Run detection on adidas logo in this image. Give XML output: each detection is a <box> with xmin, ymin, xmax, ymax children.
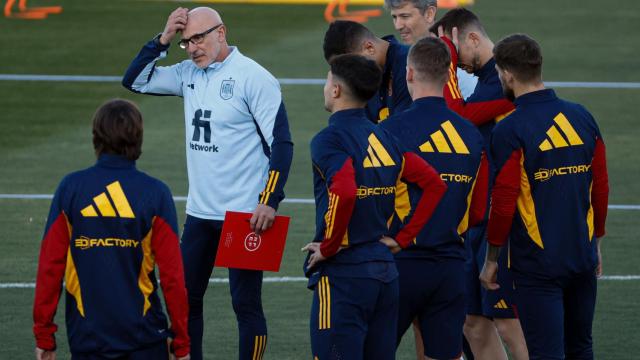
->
<box><xmin>419</xmin><ymin>120</ymin><xmax>470</xmax><ymax>154</ymax></box>
<box><xmin>363</xmin><ymin>133</ymin><xmax>396</xmax><ymax>168</ymax></box>
<box><xmin>539</xmin><ymin>113</ymin><xmax>584</xmax><ymax>151</ymax></box>
<box><xmin>80</xmin><ymin>181</ymin><xmax>135</xmax><ymax>218</ymax></box>
<box><xmin>494</xmin><ymin>299</ymin><xmax>509</xmax><ymax>309</ymax></box>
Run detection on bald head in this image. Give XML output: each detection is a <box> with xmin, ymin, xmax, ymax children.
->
<box><xmin>184</xmin><ymin>7</ymin><xmax>223</xmax><ymax>37</ymax></box>
<box><xmin>180</xmin><ymin>6</ymin><xmax>229</xmax><ymax>68</ymax></box>
<box><xmin>189</xmin><ymin>7</ymin><xmax>221</xmax><ymax>23</ymax></box>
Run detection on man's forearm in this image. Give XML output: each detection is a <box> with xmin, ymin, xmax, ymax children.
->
<box><xmin>485</xmin><ymin>243</ymin><xmax>502</xmax><ymax>263</ymax></box>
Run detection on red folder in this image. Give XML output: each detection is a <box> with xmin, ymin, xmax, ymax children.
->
<box><xmin>215</xmin><ymin>211</ymin><xmax>290</xmax><ymax>272</ymax></box>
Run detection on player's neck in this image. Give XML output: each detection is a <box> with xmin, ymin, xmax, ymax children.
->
<box><xmin>331</xmin><ymin>100</ymin><xmax>365</xmax><ymax>113</ymax></box>
<box><xmin>375</xmin><ymin>38</ymin><xmax>390</xmax><ymax>68</ymax></box>
<box><xmin>410</xmin><ymin>84</ymin><xmax>443</xmax><ymax>100</ymax></box>
<box><xmin>213</xmin><ymin>43</ymin><xmax>231</xmax><ymax>63</ymax></box>
<box><xmin>478</xmin><ymin>42</ymin><xmax>495</xmax><ymax>68</ymax></box>
<box><xmin>514</xmin><ymin>81</ymin><xmax>546</xmax><ymax>98</ymax></box>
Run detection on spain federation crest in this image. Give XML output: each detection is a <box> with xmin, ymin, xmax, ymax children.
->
<box><xmin>244</xmin><ymin>232</ymin><xmax>261</xmax><ymax>252</ymax></box>
<box><xmin>220</xmin><ymin>79</ymin><xmax>235</xmax><ymax>100</ymax></box>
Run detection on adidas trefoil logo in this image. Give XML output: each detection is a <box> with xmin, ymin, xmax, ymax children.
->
<box><xmin>363</xmin><ymin>133</ymin><xmax>396</xmax><ymax>168</ymax></box>
<box><xmin>539</xmin><ymin>113</ymin><xmax>584</xmax><ymax>151</ymax></box>
<box><xmin>81</xmin><ymin>181</ymin><xmax>135</xmax><ymax>218</ymax></box>
<box><xmin>419</xmin><ymin>120</ymin><xmax>470</xmax><ymax>154</ymax></box>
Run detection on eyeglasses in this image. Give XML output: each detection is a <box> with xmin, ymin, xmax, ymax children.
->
<box><xmin>178</xmin><ymin>23</ymin><xmax>224</xmax><ymax>49</ymax></box>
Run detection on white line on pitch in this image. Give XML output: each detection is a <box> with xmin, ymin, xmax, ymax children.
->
<box><xmin>1</xmin><ymin>74</ymin><xmax>640</xmax><ymax>89</ymax></box>
<box><xmin>1</xmin><ymin>275</ymin><xmax>639</xmax><ymax>289</ymax></box>
<box><xmin>0</xmin><ymin>194</ymin><xmax>640</xmax><ymax>210</ymax></box>
<box><xmin>0</xmin><ymin>194</ymin><xmax>638</xmax><ymax>209</ymax></box>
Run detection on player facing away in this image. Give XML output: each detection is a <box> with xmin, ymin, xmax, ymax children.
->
<box><xmin>323</xmin><ymin>20</ymin><xmax>412</xmax><ymax>123</ymax></box>
<box><xmin>432</xmin><ymin>8</ymin><xmax>528</xmax><ymax>360</ymax></box>
<box><xmin>480</xmin><ymin>34</ymin><xmax>609</xmax><ymax>360</ymax></box>
<box><xmin>33</xmin><ymin>99</ymin><xmax>190</xmax><ymax>360</ymax></box>
<box><xmin>379</xmin><ymin>37</ymin><xmax>488</xmax><ymax>360</ymax></box>
<box><xmin>302</xmin><ymin>54</ymin><xmax>447</xmax><ymax>360</ymax></box>
<box><xmin>383</xmin><ymin>0</ymin><xmax>477</xmax><ymax>99</ymax></box>
<box><xmin>122</xmin><ymin>7</ymin><xmax>293</xmax><ymax>360</ymax></box>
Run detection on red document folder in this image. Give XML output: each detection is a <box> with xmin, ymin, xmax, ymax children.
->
<box><xmin>214</xmin><ymin>211</ymin><xmax>290</xmax><ymax>272</ymax></box>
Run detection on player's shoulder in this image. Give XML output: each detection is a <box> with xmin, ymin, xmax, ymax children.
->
<box><xmin>310</xmin><ymin>126</ymin><xmax>332</xmax><ymax>150</ymax></box>
<box><xmin>232</xmin><ymin>49</ymin><xmax>277</xmax><ymax>80</ymax></box>
<box><xmin>449</xmin><ymin>111</ymin><xmax>484</xmax><ymax>139</ymax></box>
<box><xmin>555</xmin><ymin>97</ymin><xmax>602</xmax><ymax>137</ymax></box>
<box><xmin>382</xmin><ymin>35</ymin><xmax>409</xmax><ymax>62</ymax></box>
<box><xmin>378</xmin><ymin>113</ymin><xmax>403</xmax><ymax>133</ymax></box>
<box><xmin>558</xmin><ymin>97</ymin><xmax>594</xmax><ymax>120</ymax></box>
<box><xmin>493</xmin><ymin>108</ymin><xmax>524</xmax><ymax>136</ymax></box>
<box><xmin>176</xmin><ymin>59</ymin><xmax>198</xmax><ymax>74</ymax></box>
<box><xmin>448</xmin><ymin>108</ymin><xmax>476</xmax><ymax>129</ymax></box>
<box><xmin>311</xmin><ymin>126</ymin><xmax>339</xmax><ymax>147</ymax></box>
<box><xmin>60</xmin><ymin>162</ymin><xmax>109</xmax><ymax>188</ymax></box>
<box><xmin>310</xmin><ymin>126</ymin><xmax>350</xmax><ymax>164</ymax></box>
<box><xmin>373</xmin><ymin>121</ymin><xmax>400</xmax><ymax>143</ymax></box>
<box><xmin>378</xmin><ymin>127</ymin><xmax>406</xmax><ymax>155</ymax></box>
<box><xmin>135</xmin><ymin>170</ymin><xmax>172</xmax><ymax>195</ymax></box>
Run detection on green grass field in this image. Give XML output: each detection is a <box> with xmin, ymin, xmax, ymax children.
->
<box><xmin>1</xmin><ymin>0</ymin><xmax>639</xmax><ymax>358</ymax></box>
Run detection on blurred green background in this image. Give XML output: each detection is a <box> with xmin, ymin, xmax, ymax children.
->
<box><xmin>1</xmin><ymin>0</ymin><xmax>639</xmax><ymax>358</ymax></box>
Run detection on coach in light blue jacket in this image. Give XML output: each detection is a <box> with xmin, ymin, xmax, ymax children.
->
<box><xmin>122</xmin><ymin>7</ymin><xmax>293</xmax><ymax>360</ymax></box>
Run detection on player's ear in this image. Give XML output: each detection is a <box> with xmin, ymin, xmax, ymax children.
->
<box><xmin>333</xmin><ymin>83</ymin><xmax>341</xmax><ymax>98</ymax></box>
<box><xmin>468</xmin><ymin>31</ymin><xmax>481</xmax><ymax>48</ymax></box>
<box><xmin>425</xmin><ymin>6</ymin><xmax>436</xmax><ymax>24</ymax></box>
<box><xmin>216</xmin><ymin>25</ymin><xmax>226</xmax><ymax>42</ymax></box>
<box><xmin>406</xmin><ymin>64</ymin><xmax>414</xmax><ymax>84</ymax></box>
<box><xmin>362</xmin><ymin>40</ymin><xmax>376</xmax><ymax>56</ymax></box>
<box><xmin>501</xmin><ymin>68</ymin><xmax>515</xmax><ymax>85</ymax></box>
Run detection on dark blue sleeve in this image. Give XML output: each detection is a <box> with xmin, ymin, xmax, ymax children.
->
<box><xmin>258</xmin><ymin>101</ymin><xmax>294</xmax><ymax>210</ymax></box>
<box><xmin>491</xmin><ymin>120</ymin><xmax>521</xmax><ymax>173</ymax></box>
<box><xmin>122</xmin><ymin>37</ymin><xmax>168</xmax><ymax>90</ymax></box>
<box><xmin>156</xmin><ymin>181</ymin><xmax>179</xmax><ymax>235</ymax></box>
<box><xmin>391</xmin><ymin>71</ymin><xmax>412</xmax><ymax>114</ymax></box>
<box><xmin>310</xmin><ymin>130</ymin><xmax>350</xmax><ymax>183</ymax></box>
<box><xmin>121</xmin><ymin>37</ymin><xmax>182</xmax><ymax>96</ymax></box>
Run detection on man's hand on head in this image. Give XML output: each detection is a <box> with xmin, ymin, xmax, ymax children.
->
<box><xmin>160</xmin><ymin>7</ymin><xmax>189</xmax><ymax>45</ymax></box>
<box><xmin>437</xmin><ymin>25</ymin><xmax>459</xmax><ymax>52</ymax></box>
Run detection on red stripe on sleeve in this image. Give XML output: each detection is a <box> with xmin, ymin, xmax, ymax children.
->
<box><xmin>469</xmin><ymin>153</ymin><xmax>489</xmax><ymax>227</ymax></box>
<box><xmin>440</xmin><ymin>36</ymin><xmax>459</xmax><ymax>69</ymax></box>
<box><xmin>439</xmin><ymin>37</ymin><xmax>515</xmax><ymax>126</ymax></box>
<box><xmin>446</xmin><ymin>98</ymin><xmax>516</xmax><ymax>127</ymax></box>
<box><xmin>487</xmin><ymin>150</ymin><xmax>522</xmax><ymax>247</ymax></box>
<box><xmin>320</xmin><ymin>158</ymin><xmax>357</xmax><ymax>258</ymax></box>
<box><xmin>395</xmin><ymin>152</ymin><xmax>447</xmax><ymax>248</ymax></box>
<box><xmin>33</xmin><ymin>212</ymin><xmax>71</xmax><ymax>351</ymax></box>
<box><xmin>591</xmin><ymin>138</ymin><xmax>609</xmax><ymax>237</ymax></box>
<box><xmin>151</xmin><ymin>217</ymin><xmax>190</xmax><ymax>358</ymax></box>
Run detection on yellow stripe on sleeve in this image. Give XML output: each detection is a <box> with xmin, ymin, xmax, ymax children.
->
<box><xmin>252</xmin><ymin>335</ymin><xmax>260</xmax><ymax>360</ymax></box>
